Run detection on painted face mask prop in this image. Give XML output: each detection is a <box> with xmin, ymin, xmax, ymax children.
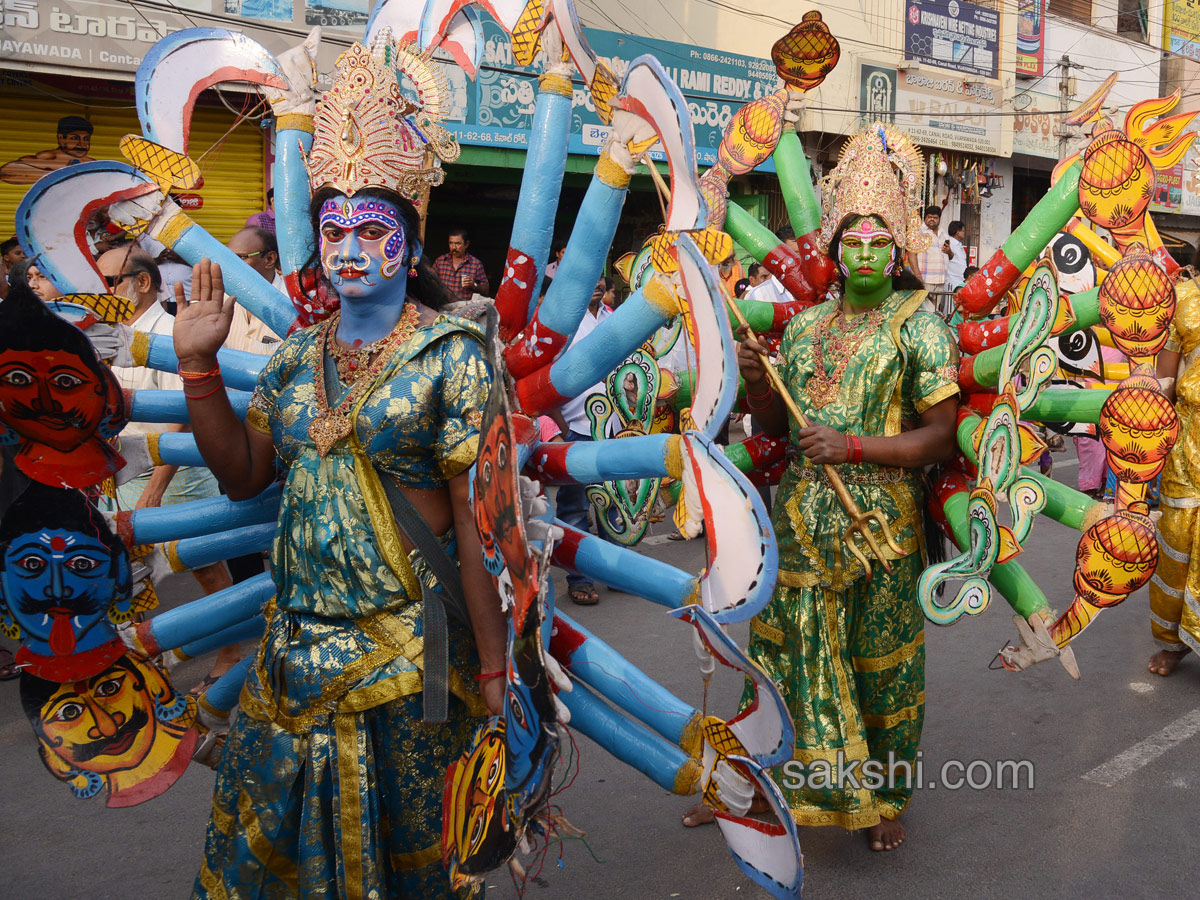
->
<box><xmin>0</xmin><ymin>285</ymin><xmax>126</xmax><ymax>488</ymax></box>
<box><xmin>836</xmin><ymin>215</ymin><xmax>897</xmax><ymax>298</ymax></box>
<box><xmin>442</xmin><ymin>718</ymin><xmax>516</xmax><ymax>894</ymax></box>
<box><xmin>452</xmin><ymin>324</ymin><xmax>559</xmax><ymax>891</ymax></box>
<box><xmin>0</xmin><ymin>484</ymin><xmax>134</xmax><ymax>680</ymax></box>
<box><xmin>19</xmin><ymin>651</ymin><xmax>198</xmax><ymax>807</ymax></box>
<box><xmin>318</xmin><ymin>195</ymin><xmax>410</xmax><ymax>301</ymax></box>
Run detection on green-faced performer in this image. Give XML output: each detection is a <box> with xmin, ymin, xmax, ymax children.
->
<box><xmin>737</xmin><ymin>124</ymin><xmax>960</xmax><ymax>850</ymax></box>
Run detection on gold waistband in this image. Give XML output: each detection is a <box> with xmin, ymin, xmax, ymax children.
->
<box><xmin>789</xmin><ymin>459</ymin><xmax>911</xmax><ymax>486</ymax></box>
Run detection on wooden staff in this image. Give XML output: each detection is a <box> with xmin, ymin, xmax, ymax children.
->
<box><xmin>728</xmin><ymin>301</ymin><xmax>905</xmax><ymax>578</ymax></box>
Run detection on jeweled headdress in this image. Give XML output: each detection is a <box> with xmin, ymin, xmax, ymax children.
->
<box><xmin>818</xmin><ymin>122</ymin><xmax>929</xmax><ymax>254</ymax></box>
<box><xmin>307</xmin><ymin>30</ymin><xmax>460</xmax><ymax>204</ymax></box>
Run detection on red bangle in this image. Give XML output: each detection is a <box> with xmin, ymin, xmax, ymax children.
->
<box><xmin>184</xmin><ymin>378</ymin><xmax>225</xmax><ymax>401</ymax></box>
<box><xmin>475</xmin><ymin>670</ymin><xmax>505</xmax><ymax>682</ymax></box>
<box><xmin>746</xmin><ymin>385</ymin><xmax>775</xmax><ymax>410</ymax></box>
<box><xmin>845</xmin><ymin>434</ymin><xmax>863</xmax><ymax>464</ymax></box>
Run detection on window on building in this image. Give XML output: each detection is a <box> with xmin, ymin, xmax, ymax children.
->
<box><xmin>1048</xmin><ymin>0</ymin><xmax>1091</xmax><ymax>26</ymax></box>
<box><xmin>1116</xmin><ymin>0</ymin><xmax>1149</xmax><ymax>40</ymax></box>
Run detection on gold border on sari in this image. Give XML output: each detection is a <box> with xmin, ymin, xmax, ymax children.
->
<box><xmin>237</xmin><ymin>788</ymin><xmax>299</xmax><ymax>892</ymax></box>
<box><xmin>335</xmin><ymin>714</ymin><xmax>365</xmax><ymax>900</ymax></box>
<box><xmin>852</xmin><ymin>632</ymin><xmax>925</xmax><ymax>673</ymax></box>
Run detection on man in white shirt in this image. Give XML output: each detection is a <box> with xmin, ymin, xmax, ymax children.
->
<box><xmin>552</xmin><ymin>278</ymin><xmax>615</xmax><ymax>605</ymax></box>
<box><xmin>944</xmin><ymin>219</ymin><xmax>968</xmax><ymax>288</ymax></box>
<box><xmin>97</xmin><ymin>247</ymin><xmax>239</xmax><ymax>689</ymax></box>
<box><xmin>225</xmin><ymin>226</ymin><xmax>284</xmax><ymax>354</ymax></box>
<box><xmin>744</xmin><ymin>263</ymin><xmax>790</xmax><ymax>304</ymax></box>
<box><xmin>915</xmin><ymin>205</ymin><xmax>947</xmax><ymax>291</ymax></box>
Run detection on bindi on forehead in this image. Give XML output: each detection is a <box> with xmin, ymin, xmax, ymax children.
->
<box><xmin>36</xmin><ymin>532</ymin><xmax>76</xmax><ymax>552</ymax></box>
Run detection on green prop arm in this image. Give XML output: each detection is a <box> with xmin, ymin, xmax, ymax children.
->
<box><xmin>957</xmin><ymin>161</ymin><xmax>1083</xmax><ymax>316</ymax></box>
<box><xmin>774</xmin><ymin>131</ymin><xmax>821</xmax><ymax>236</ymax></box>
<box><xmin>940</xmin><ymin>490</ymin><xmax>1049</xmax><ymax>620</ymax></box>
<box><xmin>960</xmin><ymin>287</ymin><xmax>1101</xmax><ymax>392</ymax></box>
<box><xmin>957</xmin><ymin>414</ymin><xmax>1104</xmax><ymax>532</ymax></box>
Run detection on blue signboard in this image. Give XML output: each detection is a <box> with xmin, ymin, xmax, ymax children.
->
<box><xmin>904</xmin><ymin>0</ymin><xmax>999</xmax><ymax>80</ymax></box>
<box><xmin>426</xmin><ymin>22</ymin><xmax>782</xmax><ymax>170</ymax></box>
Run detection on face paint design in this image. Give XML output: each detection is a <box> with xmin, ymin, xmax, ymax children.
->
<box><xmin>443</xmin><ymin>718</ymin><xmax>516</xmax><ymax>889</ymax></box>
<box><xmin>2</xmin><ymin>528</ymin><xmax>126</xmax><ymax>658</ymax></box>
<box><xmin>837</xmin><ymin>215</ymin><xmax>897</xmax><ymax>294</ymax></box>
<box><xmin>318</xmin><ymin>195</ymin><xmax>408</xmax><ymax>301</ymax></box>
<box><xmin>22</xmin><ymin>652</ymin><xmax>197</xmax><ymax>806</ymax></box>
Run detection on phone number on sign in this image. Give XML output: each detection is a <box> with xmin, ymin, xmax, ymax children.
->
<box><xmin>689</xmin><ymin>49</ymin><xmax>747</xmax><ymax>68</ymax></box>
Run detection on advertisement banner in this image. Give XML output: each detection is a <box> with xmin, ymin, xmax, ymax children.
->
<box><xmin>1011</xmin><ymin>89</ymin><xmax>1060</xmax><ymax>158</ymax></box>
<box><xmin>0</xmin><ymin>1</ymin><xmax>780</xmax><ymax>168</ymax></box>
<box><xmin>1163</xmin><ymin>0</ymin><xmax>1200</xmax><ymax>60</ymax></box>
<box><xmin>1016</xmin><ymin>0</ymin><xmax>1045</xmax><ymax>77</ymax></box>
<box><xmin>436</xmin><ymin>22</ymin><xmax>779</xmax><ymax>166</ymax></box>
<box><xmin>1181</xmin><ymin>144</ymin><xmax>1200</xmax><ymax>215</ymax></box>
<box><xmin>896</xmin><ymin>69</ymin><xmax>1004</xmax><ymax>154</ymax></box>
<box><xmin>904</xmin><ymin>0</ymin><xmax>1000</xmax><ymax>80</ymax></box>
<box><xmin>856</xmin><ymin>63</ymin><xmax>1007</xmax><ymax>154</ymax></box>
<box><xmin>1152</xmin><ymin>161</ymin><xmax>1184</xmax><ymax>212</ymax></box>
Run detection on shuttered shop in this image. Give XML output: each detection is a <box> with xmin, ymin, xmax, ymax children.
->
<box><xmin>0</xmin><ymin>78</ymin><xmax>266</xmax><ymax>244</ymax></box>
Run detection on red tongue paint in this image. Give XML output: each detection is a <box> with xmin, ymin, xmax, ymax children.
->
<box><xmin>49</xmin><ymin>613</ymin><xmax>77</xmax><ymax>657</ymax></box>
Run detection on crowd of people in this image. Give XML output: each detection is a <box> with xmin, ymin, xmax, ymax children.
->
<box><xmin>1</xmin><ymin>105</ymin><xmax>1195</xmax><ymax>898</ymax></box>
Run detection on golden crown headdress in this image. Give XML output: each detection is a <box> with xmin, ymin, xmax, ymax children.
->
<box><xmin>818</xmin><ymin>123</ymin><xmax>929</xmax><ymax>254</ymax></box>
<box><xmin>307</xmin><ymin>30</ymin><xmax>460</xmax><ymax>203</ymax></box>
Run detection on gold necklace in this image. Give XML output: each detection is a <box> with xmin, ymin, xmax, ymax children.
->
<box><xmin>328</xmin><ymin>330</ymin><xmax>387</xmax><ymax>383</ymax></box>
<box><xmin>805</xmin><ymin>302</ymin><xmax>885</xmax><ymax>409</ymax></box>
<box><xmin>308</xmin><ymin>303</ymin><xmax>421</xmax><ymax>457</ymax></box>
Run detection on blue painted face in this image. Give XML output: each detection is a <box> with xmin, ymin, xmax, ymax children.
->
<box><xmin>318</xmin><ymin>195</ymin><xmax>410</xmax><ymax>302</ymax></box>
<box><xmin>1</xmin><ymin>528</ymin><xmax>125</xmax><ymax>657</ymax></box>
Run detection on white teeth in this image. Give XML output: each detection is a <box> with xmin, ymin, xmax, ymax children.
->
<box><xmin>73</xmin><ymin>616</ymin><xmax>82</xmax><ymax>627</ymax></box>
<box><xmin>42</xmin><ymin>614</ymin><xmax>50</xmax><ymax>626</ymax></box>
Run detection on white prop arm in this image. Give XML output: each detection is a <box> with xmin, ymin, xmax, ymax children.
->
<box><xmin>262</xmin><ymin>27</ymin><xmax>321</xmax><ymax>118</ymax></box>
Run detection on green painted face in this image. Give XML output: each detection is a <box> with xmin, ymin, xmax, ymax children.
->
<box><xmin>837</xmin><ymin>215</ymin><xmax>897</xmax><ymax>303</ymax></box>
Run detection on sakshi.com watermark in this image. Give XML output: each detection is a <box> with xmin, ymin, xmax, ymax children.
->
<box><xmin>781</xmin><ymin>751</ymin><xmax>1035</xmax><ymax>792</ymax></box>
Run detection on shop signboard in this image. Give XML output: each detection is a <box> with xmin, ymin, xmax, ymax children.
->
<box><xmin>1163</xmin><ymin>0</ymin><xmax>1200</xmax><ymax>60</ymax></box>
<box><xmin>0</xmin><ymin>1</ymin><xmax>781</xmax><ymax>169</ymax></box>
<box><xmin>1181</xmin><ymin>144</ymin><xmax>1200</xmax><ymax>215</ymax></box>
<box><xmin>1152</xmin><ymin>161</ymin><xmax>1184</xmax><ymax>213</ymax></box>
<box><xmin>1011</xmin><ymin>89</ymin><xmax>1059</xmax><ymax>159</ymax></box>
<box><xmin>1016</xmin><ymin>0</ymin><xmax>1044</xmax><ymax>77</ymax></box>
<box><xmin>857</xmin><ymin>63</ymin><xmax>1007</xmax><ymax>154</ymax></box>
<box><xmin>903</xmin><ymin>0</ymin><xmax>1000</xmax><ymax>80</ymax></box>
<box><xmin>431</xmin><ymin>21</ymin><xmax>781</xmax><ymax>167</ymax></box>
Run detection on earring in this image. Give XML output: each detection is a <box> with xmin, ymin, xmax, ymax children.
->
<box><xmin>154</xmin><ymin>692</ymin><xmax>191</xmax><ymax>723</ymax></box>
<box><xmin>65</xmin><ymin>769</ymin><xmax>104</xmax><ymax>800</ymax></box>
<box><xmin>408</xmin><ymin>255</ymin><xmax>419</xmax><ymax>278</ymax></box>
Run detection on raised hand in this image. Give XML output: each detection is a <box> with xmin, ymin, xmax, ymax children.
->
<box><xmin>173</xmin><ymin>258</ymin><xmax>235</xmax><ymax>366</ymax></box>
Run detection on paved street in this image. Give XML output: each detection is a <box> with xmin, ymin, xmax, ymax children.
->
<box><xmin>2</xmin><ymin>449</ymin><xmax>1198</xmax><ymax>899</ymax></box>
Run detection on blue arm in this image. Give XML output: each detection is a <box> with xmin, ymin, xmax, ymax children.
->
<box><xmin>168</xmin><ymin>216</ymin><xmax>296</xmax><ymax>339</ymax></box>
<box><xmin>126</xmin><ymin>483</ymin><xmax>281</xmax><ymax>544</ymax></box>
<box><xmin>130</xmin><ymin>389</ymin><xmax>251</xmax><ymax>423</ymax></box>
<box><xmin>143</xmin><ymin>332</ymin><xmax>268</xmax><ymax>392</ymax></box>
<box><xmin>273</xmin><ymin>125</ymin><xmax>316</xmax><ymax>282</ymax></box>
<box><xmin>145</xmin><ymin>570</ymin><xmax>273</xmax><ymax>650</ymax></box>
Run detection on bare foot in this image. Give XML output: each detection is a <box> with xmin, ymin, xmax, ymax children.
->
<box><xmin>682</xmin><ymin>803</ymin><xmax>715</xmax><ymax>827</ymax></box>
<box><xmin>865</xmin><ymin>817</ymin><xmax>905</xmax><ymax>851</ymax></box>
<box><xmin>1148</xmin><ymin>647</ymin><xmax>1189</xmax><ymax>676</ymax></box>
<box><xmin>681</xmin><ymin>795</ymin><xmax>771</xmax><ymax>827</ymax></box>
